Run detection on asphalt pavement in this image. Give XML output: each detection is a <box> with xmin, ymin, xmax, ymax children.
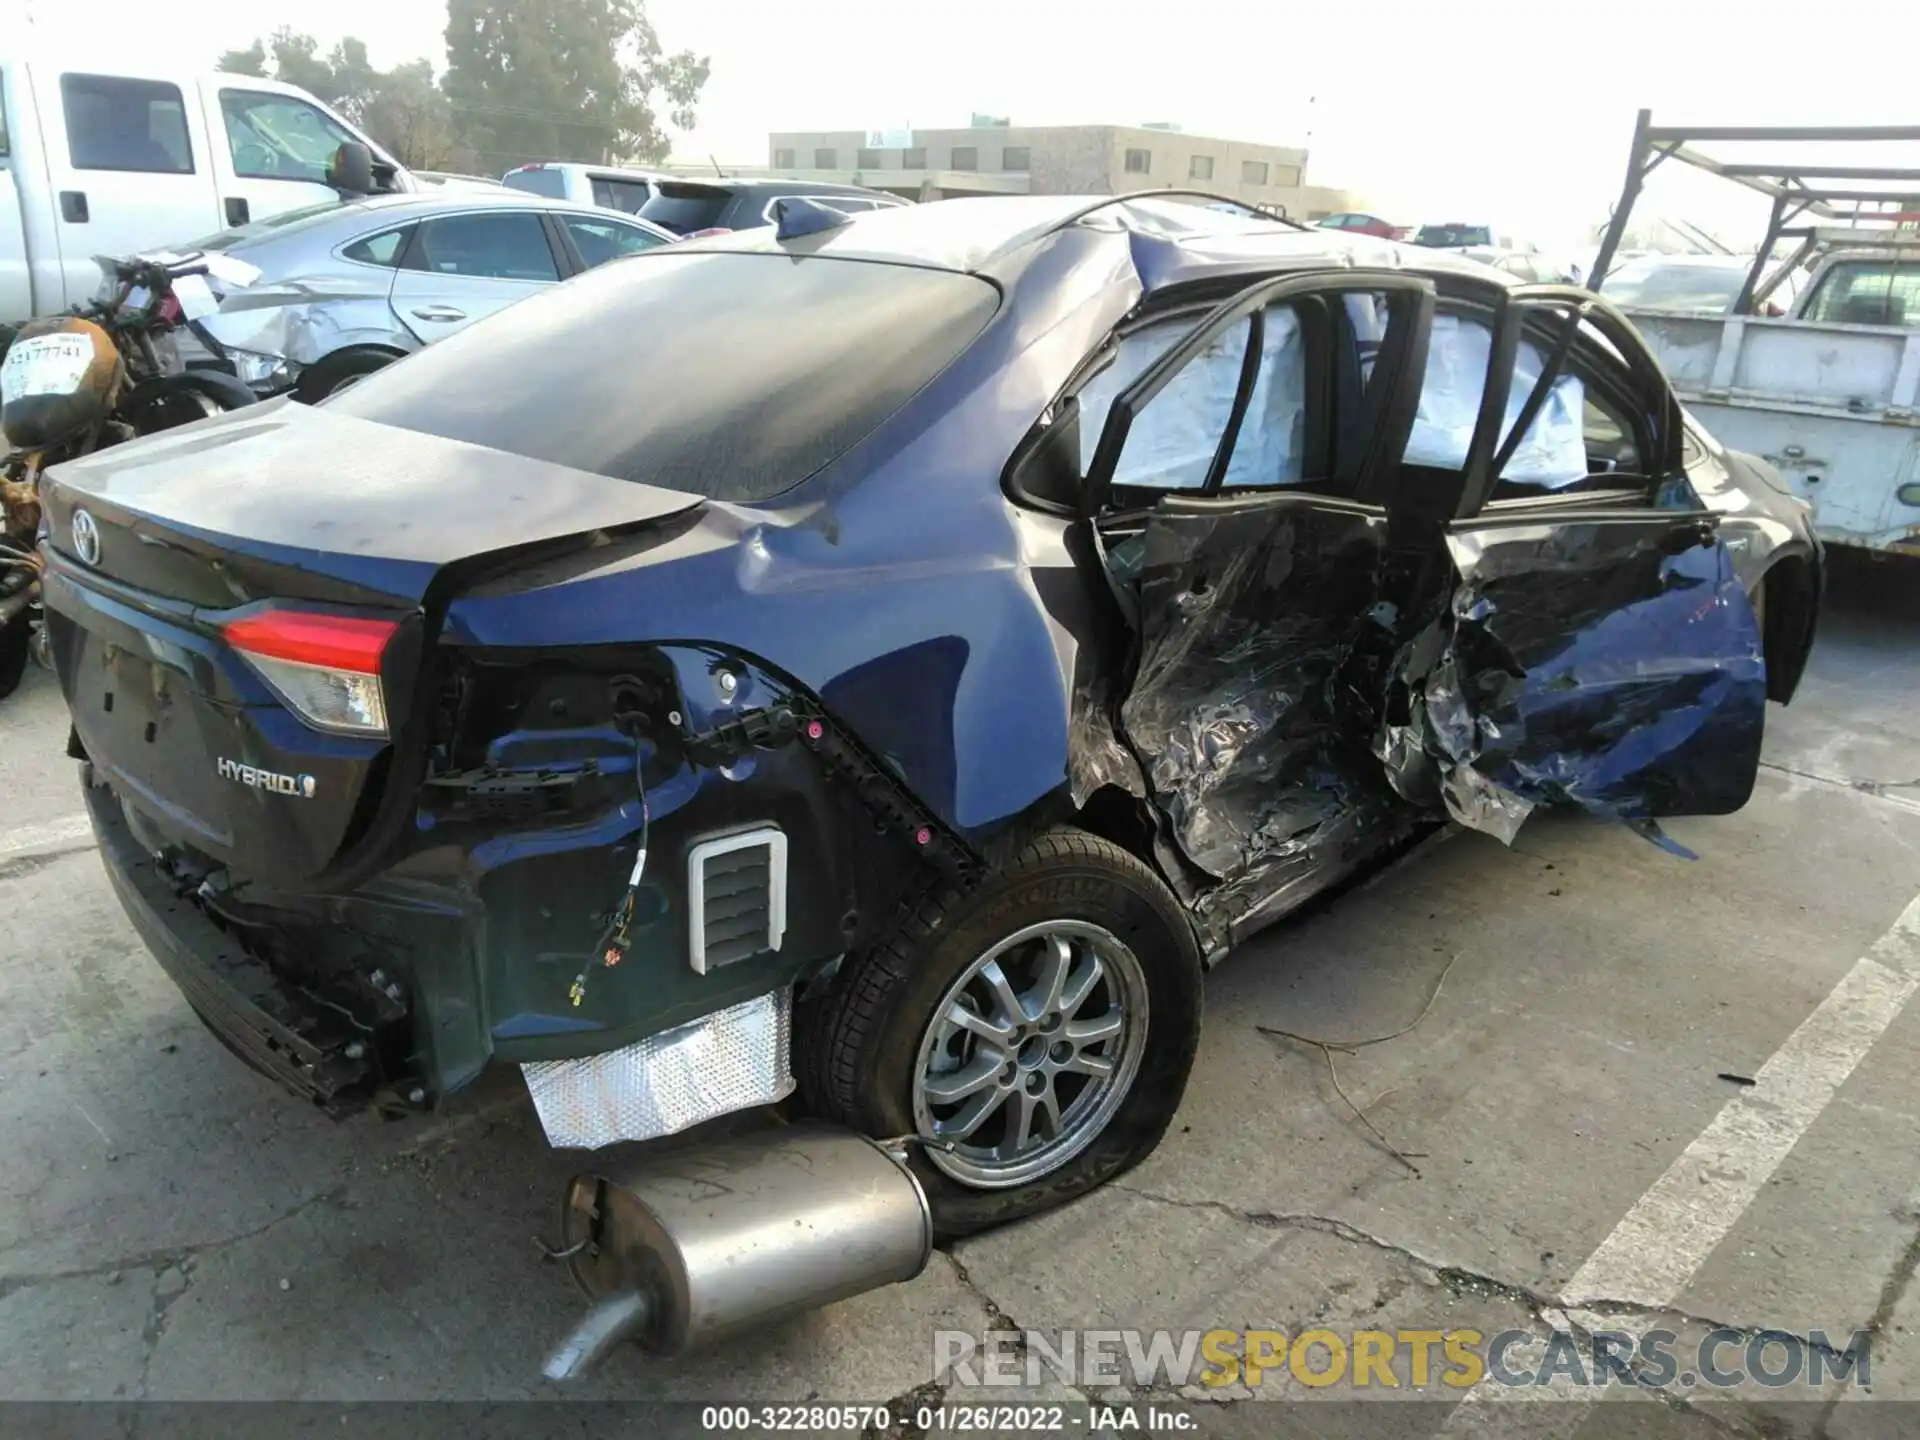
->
<box><xmin>1</xmin><ymin>553</ymin><xmax>1917</xmax><ymax>1439</ymax></box>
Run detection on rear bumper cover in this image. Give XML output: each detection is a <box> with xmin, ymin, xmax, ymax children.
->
<box><xmin>86</xmin><ymin>773</ymin><xmax>410</xmax><ymax>1116</ymax></box>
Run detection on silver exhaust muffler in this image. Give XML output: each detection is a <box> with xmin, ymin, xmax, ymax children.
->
<box><xmin>542</xmin><ymin>1122</ymin><xmax>934</xmax><ymax>1381</ymax></box>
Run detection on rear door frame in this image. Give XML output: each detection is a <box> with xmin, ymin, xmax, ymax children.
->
<box><xmin>1070</xmin><ymin>268</ymin><xmax>1445</xmax><ymax>937</ymax></box>
<box><xmin>388</xmin><ymin>204</ymin><xmax>574</xmax><ymax>344</ymax></box>
<box><xmin>1402</xmin><ymin>282</ymin><xmax>1770</xmax><ymax>833</ymax></box>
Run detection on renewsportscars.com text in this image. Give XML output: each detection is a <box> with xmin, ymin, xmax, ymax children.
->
<box><xmin>934</xmin><ymin>1326</ymin><xmax>1871</xmax><ymax>1391</ymax></box>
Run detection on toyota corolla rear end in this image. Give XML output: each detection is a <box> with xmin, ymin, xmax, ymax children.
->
<box><xmin>39</xmin><ymin>240</ymin><xmax>1004</xmax><ymax>1135</ymax></box>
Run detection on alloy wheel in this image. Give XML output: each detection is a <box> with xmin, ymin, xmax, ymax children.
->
<box><xmin>911</xmin><ymin>919</ymin><xmax>1150</xmax><ymax>1189</ymax></box>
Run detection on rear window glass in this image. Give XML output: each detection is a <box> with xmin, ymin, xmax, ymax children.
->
<box><xmin>329</xmin><ymin>252</ymin><xmax>1000</xmax><ymax>503</ymax></box>
<box><xmin>1413</xmin><ymin>225</ymin><xmax>1491</xmax><ymax>248</ymax></box>
<box><xmin>502</xmin><ymin>167</ymin><xmax>569</xmax><ymax>200</ymax></box>
<box><xmin>590</xmin><ymin>176</ymin><xmax>653</xmax><ymax>213</ymax></box>
<box><xmin>1801</xmin><ymin>260</ymin><xmax>1920</xmax><ymax>328</ymax></box>
<box><xmin>638</xmin><ymin>184</ymin><xmax>734</xmax><ymax>234</ymax></box>
<box><xmin>181</xmin><ymin>200</ymin><xmax>373</xmax><ymax>253</ymax></box>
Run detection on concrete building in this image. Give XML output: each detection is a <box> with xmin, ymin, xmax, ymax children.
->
<box><xmin>760</xmin><ymin>122</ymin><xmax>1360</xmax><ymax>219</ymax></box>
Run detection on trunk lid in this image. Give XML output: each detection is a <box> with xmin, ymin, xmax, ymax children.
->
<box><xmin>42</xmin><ymin>400</ymin><xmax>703</xmax><ymax>885</ymax></box>
<box><xmin>39</xmin><ymin>397</ymin><xmax>701</xmax><ymax>608</ymax></box>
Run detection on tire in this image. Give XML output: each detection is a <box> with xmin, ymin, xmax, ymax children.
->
<box><xmin>295</xmin><ymin>349</ymin><xmax>400</xmax><ymax>404</ymax></box>
<box><xmin>799</xmin><ymin>828</ymin><xmax>1202</xmax><ymax>1239</ymax></box>
<box><xmin>0</xmin><ymin>614</ymin><xmax>28</xmax><ymax>701</ymax></box>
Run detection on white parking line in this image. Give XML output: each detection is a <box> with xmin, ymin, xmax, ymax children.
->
<box><xmin>1565</xmin><ymin>895</ymin><xmax>1920</xmax><ymax>1308</ymax></box>
<box><xmin>0</xmin><ymin>812</ymin><xmax>94</xmax><ymax>861</ymax></box>
<box><xmin>1447</xmin><ymin>887</ymin><xmax>1920</xmax><ymax>1429</ymax></box>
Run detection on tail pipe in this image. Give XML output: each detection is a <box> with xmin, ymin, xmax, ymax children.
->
<box><xmin>542</xmin><ymin>1123</ymin><xmax>934</xmax><ymax>1382</ymax></box>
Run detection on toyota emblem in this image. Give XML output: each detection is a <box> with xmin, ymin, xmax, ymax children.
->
<box><xmin>70</xmin><ymin>509</ymin><xmax>100</xmax><ymax>567</ymax></box>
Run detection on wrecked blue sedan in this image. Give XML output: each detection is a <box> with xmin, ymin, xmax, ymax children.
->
<box><xmin>39</xmin><ymin>195</ymin><xmax>1819</xmax><ymax>1242</ymax></box>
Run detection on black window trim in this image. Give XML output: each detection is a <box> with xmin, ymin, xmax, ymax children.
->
<box><xmin>217</xmin><ymin>85</ymin><xmax>351</xmax><ymax>183</ymax></box>
<box><xmin>1080</xmin><ymin>270</ymin><xmax>1437</xmax><ymax>517</ymax></box>
<box><xmin>394</xmin><ymin>206</ymin><xmax>569</xmax><ymax>283</ymax></box>
<box><xmin>1440</xmin><ymin>282</ymin><xmax>1678</xmax><ymax>520</ymax></box>
<box><xmin>61</xmin><ymin>72</ymin><xmax>196</xmax><ymax>176</ymax></box>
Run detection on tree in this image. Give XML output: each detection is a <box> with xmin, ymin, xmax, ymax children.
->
<box><xmin>215</xmin><ymin>40</ymin><xmax>268</xmax><ymax>77</ymax></box>
<box><xmin>442</xmin><ymin>0</ymin><xmax>709</xmax><ymax>169</ymax></box>
<box><xmin>362</xmin><ymin>60</ymin><xmax>459</xmax><ymax>171</ymax></box>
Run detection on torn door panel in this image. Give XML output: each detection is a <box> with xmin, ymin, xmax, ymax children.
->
<box><xmin>1386</xmin><ymin>517</ymin><xmax>1768</xmax><ymax>841</ymax></box>
<box><xmin>1114</xmin><ymin>501</ymin><xmax>1416</xmax><ymax>905</ymax></box>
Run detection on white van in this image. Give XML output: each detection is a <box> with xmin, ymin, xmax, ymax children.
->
<box><xmin>500</xmin><ymin>162</ymin><xmax>669</xmax><ymax>215</ymax></box>
<box><xmin>1</xmin><ymin>55</ymin><xmax>416</xmax><ymax>322</ymax></box>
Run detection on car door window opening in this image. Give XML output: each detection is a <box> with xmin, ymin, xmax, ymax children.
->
<box><xmin>561</xmin><ymin>215</ymin><xmax>668</xmax><ymax>268</ymax></box>
<box><xmin>340</xmin><ymin>225</ymin><xmax>415</xmax><ymax>269</ymax></box>
<box><xmin>399</xmin><ymin>211</ymin><xmax>560</xmax><ymax>282</ymax></box>
<box><xmin>61</xmin><ymin>73</ymin><xmax>194</xmax><ymax>174</ymax></box>
<box><xmin>1075</xmin><ymin>274</ymin><xmax>1435</xmax><ymax>517</ymax></box>
<box><xmin>218</xmin><ymin>89</ymin><xmax>359</xmax><ymax>185</ymax></box>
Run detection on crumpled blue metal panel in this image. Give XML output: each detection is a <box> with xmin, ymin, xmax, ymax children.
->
<box><xmin>1382</xmin><ymin>520</ymin><xmax>1768</xmax><ymax>847</ymax></box>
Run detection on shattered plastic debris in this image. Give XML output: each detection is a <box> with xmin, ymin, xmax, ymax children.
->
<box><xmin>1439</xmin><ymin>764</ymin><xmax>1535</xmax><ymax>846</ymax></box>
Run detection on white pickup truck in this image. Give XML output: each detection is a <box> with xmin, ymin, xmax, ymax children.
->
<box><xmin>2</xmin><ymin>55</ymin><xmax>416</xmax><ymax>323</ymax></box>
<box><xmin>1621</xmin><ymin>241</ymin><xmax>1920</xmax><ymax>555</ymax></box>
<box><xmin>1592</xmin><ymin>113</ymin><xmax>1920</xmax><ymax>558</ymax></box>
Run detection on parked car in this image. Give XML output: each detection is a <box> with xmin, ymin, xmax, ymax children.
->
<box><xmin>416</xmin><ymin>171</ymin><xmax>510</xmax><ymax>193</ymax></box>
<box><xmin>161</xmin><ymin>190</ymin><xmax>675</xmax><ymax>400</ymax></box>
<box><xmin>1599</xmin><ymin>253</ymin><xmax>1805</xmax><ymax>316</ymax></box>
<box><xmin>500</xmin><ymin>162</ymin><xmax>671</xmax><ymax>213</ymax></box>
<box><xmin>40</xmin><ymin>195</ymin><xmax>1819</xmax><ymax>1255</ymax></box>
<box><xmin>637</xmin><ymin>176</ymin><xmax>909</xmax><ymax>234</ymax></box>
<box><xmin>1410</xmin><ymin>222</ymin><xmax>1506</xmax><ymax>248</ymax></box>
<box><xmin>1317</xmin><ymin>211</ymin><xmax>1399</xmax><ymax>238</ymax></box>
<box><xmin>0</xmin><ymin>55</ymin><xmax>416</xmax><ymax>323</ymax></box>
<box><xmin>1458</xmin><ymin>245</ymin><xmax>1577</xmax><ymax>284</ymax></box>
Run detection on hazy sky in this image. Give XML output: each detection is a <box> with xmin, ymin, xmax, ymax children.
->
<box><xmin>12</xmin><ymin>0</ymin><xmax>1918</xmax><ymax>250</ymax></box>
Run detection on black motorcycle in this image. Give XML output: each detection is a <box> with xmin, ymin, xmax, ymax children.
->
<box><xmin>0</xmin><ymin>254</ymin><xmax>257</xmax><ymax>698</ymax></box>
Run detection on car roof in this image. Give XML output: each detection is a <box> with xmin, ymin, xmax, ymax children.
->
<box><xmin>198</xmin><ymin>190</ymin><xmax>674</xmax><ymax>254</ymax></box>
<box><xmin>674</xmin><ymin>193</ymin><xmax>1514</xmax><ymax>291</ymax></box>
<box><xmin>505</xmin><ymin>161</ymin><xmax>671</xmax><ymax>178</ymax></box>
<box><xmin>665</xmin><ymin>176</ymin><xmax>896</xmax><ymax>196</ymax></box>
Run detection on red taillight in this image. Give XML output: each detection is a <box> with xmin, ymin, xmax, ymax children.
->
<box><xmin>225</xmin><ymin>611</ymin><xmax>395</xmax><ymax>670</ymax></box>
<box><xmin>158</xmin><ymin>295</ymin><xmax>182</xmax><ymax>323</ymax></box>
<box><xmin>224</xmin><ymin>611</ymin><xmax>398</xmax><ymax>738</ymax></box>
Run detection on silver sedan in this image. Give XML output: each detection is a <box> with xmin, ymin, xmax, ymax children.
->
<box><xmin>167</xmin><ymin>191</ymin><xmax>676</xmax><ymax>400</ymax></box>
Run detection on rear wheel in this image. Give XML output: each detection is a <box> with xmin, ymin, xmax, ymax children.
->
<box><xmin>0</xmin><ymin>613</ymin><xmax>29</xmax><ymax>700</ymax></box>
<box><xmin>799</xmin><ymin>829</ymin><xmax>1202</xmax><ymax>1238</ymax></box>
<box><xmin>296</xmin><ymin>349</ymin><xmax>400</xmax><ymax>404</ymax></box>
